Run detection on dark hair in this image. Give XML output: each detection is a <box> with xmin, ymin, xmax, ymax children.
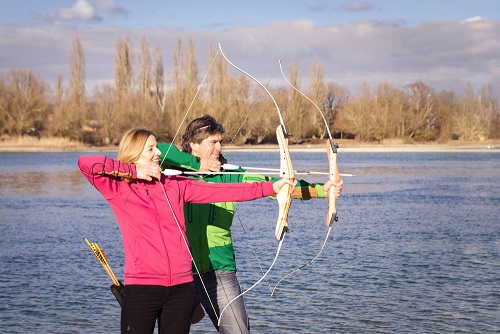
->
<box><xmin>181</xmin><ymin>114</ymin><xmax>225</xmax><ymax>153</ymax></box>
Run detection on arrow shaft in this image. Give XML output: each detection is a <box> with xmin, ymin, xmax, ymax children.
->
<box><xmin>221</xmin><ymin>164</ymin><xmax>353</xmax><ymax>176</ymax></box>
<box><xmin>163</xmin><ymin>169</ymin><xmax>353</xmax><ymax>177</ymax></box>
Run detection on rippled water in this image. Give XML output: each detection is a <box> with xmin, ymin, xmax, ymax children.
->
<box><xmin>0</xmin><ymin>150</ymin><xmax>499</xmax><ymax>333</ymax></box>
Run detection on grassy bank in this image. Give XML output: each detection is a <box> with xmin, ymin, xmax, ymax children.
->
<box><xmin>0</xmin><ymin>136</ymin><xmax>89</xmax><ymax>152</ymax></box>
<box><xmin>0</xmin><ymin>136</ymin><xmax>499</xmax><ymax>153</ymax></box>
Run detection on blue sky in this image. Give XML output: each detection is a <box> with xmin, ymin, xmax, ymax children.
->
<box><xmin>1</xmin><ymin>0</ymin><xmax>499</xmax><ymax>95</ymax></box>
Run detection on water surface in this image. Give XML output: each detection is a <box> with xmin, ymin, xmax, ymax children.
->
<box><xmin>0</xmin><ymin>151</ymin><xmax>499</xmax><ymax>333</ymax></box>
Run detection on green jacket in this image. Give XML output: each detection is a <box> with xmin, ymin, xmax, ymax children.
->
<box><xmin>158</xmin><ymin>143</ymin><xmax>326</xmax><ymax>273</ymax></box>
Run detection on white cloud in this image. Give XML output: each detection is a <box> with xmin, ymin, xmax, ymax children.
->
<box><xmin>45</xmin><ymin>0</ymin><xmax>126</xmax><ymax>22</ymax></box>
<box><xmin>461</xmin><ymin>16</ymin><xmax>488</xmax><ymax>24</ymax></box>
<box><xmin>1</xmin><ymin>19</ymin><xmax>499</xmax><ymax>96</ymax></box>
<box><xmin>50</xmin><ymin>0</ymin><xmax>98</xmax><ymax>21</ymax></box>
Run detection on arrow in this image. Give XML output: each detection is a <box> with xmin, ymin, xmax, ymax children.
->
<box><xmin>162</xmin><ymin>168</ymin><xmax>355</xmax><ymax>177</ymax></box>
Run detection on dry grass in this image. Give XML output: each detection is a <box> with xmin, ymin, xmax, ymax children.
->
<box><xmin>0</xmin><ymin>135</ymin><xmax>88</xmax><ymax>151</ymax></box>
<box><xmin>379</xmin><ymin>138</ymin><xmax>406</xmax><ymax>145</ymax></box>
<box><xmin>0</xmin><ymin>135</ymin><xmax>498</xmax><ymax>153</ymax></box>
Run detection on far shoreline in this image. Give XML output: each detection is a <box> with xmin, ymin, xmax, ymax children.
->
<box><xmin>1</xmin><ymin>142</ymin><xmax>499</xmax><ymax>153</ymax></box>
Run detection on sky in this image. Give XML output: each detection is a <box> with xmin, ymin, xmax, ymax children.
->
<box><xmin>1</xmin><ymin>0</ymin><xmax>499</xmax><ymax>96</ymax></box>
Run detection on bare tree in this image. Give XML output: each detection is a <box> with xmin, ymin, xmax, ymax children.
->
<box><xmin>434</xmin><ymin>91</ymin><xmax>457</xmax><ymax>142</ymax></box>
<box><xmin>478</xmin><ymin>83</ymin><xmax>498</xmax><ymax>139</ymax></box>
<box><xmin>343</xmin><ymin>82</ymin><xmax>384</xmax><ymax>142</ymax></box>
<box><xmin>324</xmin><ymin>82</ymin><xmax>348</xmax><ymax>118</ymax></box>
<box><xmin>46</xmin><ymin>72</ymin><xmax>67</xmax><ymax>137</ymax></box>
<box><xmin>153</xmin><ymin>47</ymin><xmax>166</xmax><ymax>116</ymax></box>
<box><xmin>324</xmin><ymin>82</ymin><xmax>349</xmax><ymax>137</ymax></box>
<box><xmin>139</xmin><ymin>37</ymin><xmax>152</xmax><ymax>100</ymax></box>
<box><xmin>184</xmin><ymin>38</ymin><xmax>199</xmax><ymax>117</ymax></box>
<box><xmin>5</xmin><ymin>34</ymin><xmax>500</xmax><ymax>145</ymax></box>
<box><xmin>115</xmin><ymin>37</ymin><xmax>134</xmax><ymax>97</ymax></box>
<box><xmin>452</xmin><ymin>82</ymin><xmax>490</xmax><ymax>141</ymax></box>
<box><xmin>404</xmin><ymin>80</ymin><xmax>438</xmax><ymax>140</ymax></box>
<box><xmin>286</xmin><ymin>61</ymin><xmax>307</xmax><ymax>140</ymax></box>
<box><xmin>168</xmin><ymin>37</ymin><xmax>202</xmax><ymax>141</ymax></box>
<box><xmin>0</xmin><ymin>70</ymin><xmax>49</xmax><ymax>136</ymax></box>
<box><xmin>171</xmin><ymin>37</ymin><xmax>184</xmax><ymax>129</ymax></box>
<box><xmin>374</xmin><ymin>82</ymin><xmax>406</xmax><ymax>140</ymax></box>
<box><xmin>206</xmin><ymin>42</ymin><xmax>231</xmax><ymax>120</ymax></box>
<box><xmin>308</xmin><ymin>60</ymin><xmax>327</xmax><ymax>139</ymax></box>
<box><xmin>69</xmin><ymin>37</ymin><xmax>86</xmax><ymax>108</ymax></box>
<box><xmin>91</xmin><ymin>83</ymin><xmax>119</xmax><ymax>145</ymax></box>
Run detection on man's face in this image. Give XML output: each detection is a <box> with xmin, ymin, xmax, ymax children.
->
<box><xmin>191</xmin><ymin>133</ymin><xmax>222</xmax><ymax>160</ymax></box>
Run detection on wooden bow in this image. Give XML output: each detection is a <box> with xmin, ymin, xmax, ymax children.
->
<box><xmin>269</xmin><ymin>60</ymin><xmax>343</xmax><ymax>297</ymax></box>
<box><xmin>217</xmin><ymin>44</ymin><xmax>295</xmax><ymax>324</ymax></box>
<box><xmin>218</xmin><ymin>43</ymin><xmax>295</xmax><ymax>241</ymax></box>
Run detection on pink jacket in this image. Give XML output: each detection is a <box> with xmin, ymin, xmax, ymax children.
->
<box><xmin>78</xmin><ymin>155</ymin><xmax>274</xmax><ymax>287</ymax></box>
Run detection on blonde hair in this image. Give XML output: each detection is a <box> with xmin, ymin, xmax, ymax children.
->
<box><xmin>117</xmin><ymin>128</ymin><xmax>155</xmax><ymax>163</ymax></box>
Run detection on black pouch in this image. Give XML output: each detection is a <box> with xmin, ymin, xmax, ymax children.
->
<box><xmin>110</xmin><ymin>281</ymin><xmax>125</xmax><ymax>307</ymax></box>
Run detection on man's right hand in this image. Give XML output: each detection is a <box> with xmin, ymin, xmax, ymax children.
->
<box><xmin>199</xmin><ymin>157</ymin><xmax>221</xmax><ymax>172</ymax></box>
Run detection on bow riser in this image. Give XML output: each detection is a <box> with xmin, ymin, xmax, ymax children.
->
<box><xmin>276</xmin><ymin>125</ymin><xmax>294</xmax><ymax>240</ymax></box>
<box><xmin>326</xmin><ymin>139</ymin><xmax>340</xmax><ymax>227</ymax></box>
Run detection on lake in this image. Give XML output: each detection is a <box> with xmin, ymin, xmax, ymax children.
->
<box><xmin>0</xmin><ymin>150</ymin><xmax>499</xmax><ymax>333</ymax></box>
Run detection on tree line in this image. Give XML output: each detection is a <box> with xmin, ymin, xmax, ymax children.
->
<box><xmin>1</xmin><ymin>36</ymin><xmax>499</xmax><ymax>147</ymax></box>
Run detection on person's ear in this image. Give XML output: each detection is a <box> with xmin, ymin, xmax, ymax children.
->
<box><xmin>190</xmin><ymin>142</ymin><xmax>199</xmax><ymax>154</ymax></box>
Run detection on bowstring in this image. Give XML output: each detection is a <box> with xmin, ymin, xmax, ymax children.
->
<box><xmin>158</xmin><ymin>49</ymin><xmax>222</xmax><ymax>322</ymax></box>
<box><xmin>160</xmin><ymin>182</ymin><xmax>220</xmax><ymax>323</ymax></box>
<box><xmin>225</xmin><ymin>65</ymin><xmax>279</xmax><ymax>147</ymax></box>
<box><xmin>223</xmin><ymin>67</ymin><xmax>279</xmax><ymax>295</ymax></box>
<box><xmin>159</xmin><ymin>47</ymin><xmax>282</xmax><ymax>323</ymax></box>
<box><xmin>218</xmin><ymin>234</ymin><xmax>285</xmax><ymax>326</ymax></box>
<box><xmin>270</xmin><ymin>225</ymin><xmax>332</xmax><ymax>296</ymax></box>
<box><xmin>157</xmin><ymin>47</ymin><xmax>277</xmax><ymax>322</ymax></box>
<box><xmin>216</xmin><ymin>43</ymin><xmax>292</xmax><ymax>324</ymax></box>
<box><xmin>159</xmin><ymin>48</ymin><xmax>220</xmax><ymax>167</ymax></box>
<box><xmin>234</xmin><ymin>211</ymin><xmax>274</xmax><ymax>295</ymax></box>
<box><xmin>204</xmin><ymin>53</ymin><xmax>279</xmax><ymax>297</ymax></box>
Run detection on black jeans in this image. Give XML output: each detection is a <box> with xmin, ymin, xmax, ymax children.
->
<box><xmin>121</xmin><ymin>282</ymin><xmax>196</xmax><ymax>334</ymax></box>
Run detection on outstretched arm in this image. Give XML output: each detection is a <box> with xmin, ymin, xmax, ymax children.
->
<box><xmin>242</xmin><ymin>173</ymin><xmax>342</xmax><ymax>200</ymax></box>
<box><xmin>157</xmin><ymin>142</ymin><xmax>220</xmax><ymax>172</ymax></box>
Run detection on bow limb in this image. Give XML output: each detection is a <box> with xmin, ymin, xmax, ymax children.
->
<box><xmin>219</xmin><ymin>43</ymin><xmax>295</xmax><ymax>240</ymax></box>
<box><xmin>218</xmin><ymin>43</ymin><xmax>287</xmax><ymax>133</ymax></box>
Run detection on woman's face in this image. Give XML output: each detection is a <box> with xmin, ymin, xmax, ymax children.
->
<box><xmin>136</xmin><ymin>135</ymin><xmax>161</xmax><ymax>165</ymax></box>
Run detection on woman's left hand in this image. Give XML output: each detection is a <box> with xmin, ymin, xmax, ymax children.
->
<box><xmin>272</xmin><ymin>178</ymin><xmax>298</xmax><ymax>194</ymax></box>
<box><xmin>136</xmin><ymin>163</ymin><xmax>162</xmax><ymax>181</ymax></box>
<box><xmin>324</xmin><ymin>179</ymin><xmax>344</xmax><ymax>199</ymax></box>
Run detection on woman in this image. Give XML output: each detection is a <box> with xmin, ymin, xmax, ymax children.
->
<box><xmin>78</xmin><ymin>128</ymin><xmax>295</xmax><ymax>334</ymax></box>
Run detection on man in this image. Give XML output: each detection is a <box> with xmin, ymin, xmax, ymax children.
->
<box><xmin>158</xmin><ymin>114</ymin><xmax>343</xmax><ymax>333</ymax></box>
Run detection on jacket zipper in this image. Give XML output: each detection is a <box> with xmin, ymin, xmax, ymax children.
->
<box><xmin>147</xmin><ymin>186</ymin><xmax>173</xmax><ymax>286</ymax></box>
